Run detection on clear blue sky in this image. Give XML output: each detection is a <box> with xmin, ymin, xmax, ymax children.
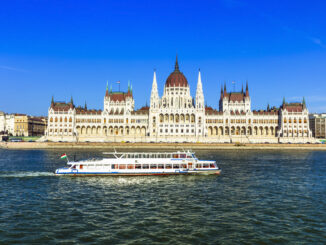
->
<box><xmin>1</xmin><ymin>0</ymin><xmax>326</xmax><ymax>116</ymax></box>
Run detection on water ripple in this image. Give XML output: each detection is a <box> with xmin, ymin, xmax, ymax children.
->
<box><xmin>0</xmin><ymin>149</ymin><xmax>326</xmax><ymax>244</ymax></box>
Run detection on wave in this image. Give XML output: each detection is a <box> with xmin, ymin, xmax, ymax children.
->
<box><xmin>0</xmin><ymin>171</ymin><xmax>54</xmax><ymax>178</ymax></box>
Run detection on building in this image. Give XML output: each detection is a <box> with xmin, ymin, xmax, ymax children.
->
<box><xmin>309</xmin><ymin>114</ymin><xmax>326</xmax><ymax>139</ymax></box>
<box><xmin>0</xmin><ymin>112</ymin><xmax>15</xmax><ymax>135</ymax></box>
<box><xmin>46</xmin><ymin>57</ymin><xmax>314</xmax><ymax>143</ymax></box>
<box><xmin>14</xmin><ymin>114</ymin><xmax>47</xmax><ymax>137</ymax></box>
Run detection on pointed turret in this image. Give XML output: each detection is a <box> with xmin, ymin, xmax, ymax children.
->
<box><xmin>51</xmin><ymin>96</ymin><xmax>54</xmax><ymax>106</ymax></box>
<box><xmin>245</xmin><ymin>81</ymin><xmax>249</xmax><ymax>97</ymax></box>
<box><xmin>70</xmin><ymin>96</ymin><xmax>73</xmax><ymax>104</ymax></box>
<box><xmin>224</xmin><ymin>82</ymin><xmax>227</xmax><ymax>96</ymax></box>
<box><xmin>220</xmin><ymin>85</ymin><xmax>223</xmax><ymax>100</ymax></box>
<box><xmin>267</xmin><ymin>103</ymin><xmax>270</xmax><ymax>111</ymax></box>
<box><xmin>196</xmin><ymin>69</ymin><xmax>204</xmax><ymax>109</ymax></box>
<box><xmin>84</xmin><ymin>101</ymin><xmax>87</xmax><ymax>110</ymax></box>
<box><xmin>241</xmin><ymin>84</ymin><xmax>244</xmax><ymax>94</ymax></box>
<box><xmin>105</xmin><ymin>81</ymin><xmax>109</xmax><ymax>97</ymax></box>
<box><xmin>283</xmin><ymin>97</ymin><xmax>286</xmax><ymax>105</ymax></box>
<box><xmin>174</xmin><ymin>54</ymin><xmax>179</xmax><ymax>71</ymax></box>
<box><xmin>110</xmin><ymin>84</ymin><xmax>112</xmax><ymax>93</ymax></box>
<box><xmin>150</xmin><ymin>70</ymin><xmax>159</xmax><ymax>109</ymax></box>
<box><xmin>303</xmin><ymin>97</ymin><xmax>306</xmax><ymax>108</ymax></box>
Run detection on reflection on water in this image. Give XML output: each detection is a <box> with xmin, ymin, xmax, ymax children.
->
<box><xmin>0</xmin><ymin>149</ymin><xmax>325</xmax><ymax>244</ymax></box>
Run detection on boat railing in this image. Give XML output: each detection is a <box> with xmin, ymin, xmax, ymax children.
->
<box><xmin>103</xmin><ymin>151</ymin><xmax>196</xmax><ymax>159</ymax></box>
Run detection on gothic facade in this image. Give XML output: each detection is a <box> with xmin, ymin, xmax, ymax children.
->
<box><xmin>46</xmin><ymin>58</ymin><xmax>313</xmax><ymax>143</ymax></box>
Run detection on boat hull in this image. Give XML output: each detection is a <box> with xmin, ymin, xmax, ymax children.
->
<box><xmin>55</xmin><ymin>169</ymin><xmax>221</xmax><ymax>176</ymax></box>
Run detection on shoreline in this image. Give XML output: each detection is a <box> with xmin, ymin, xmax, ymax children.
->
<box><xmin>1</xmin><ymin>142</ymin><xmax>326</xmax><ymax>150</ymax></box>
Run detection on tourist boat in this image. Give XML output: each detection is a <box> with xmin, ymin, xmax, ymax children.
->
<box><xmin>55</xmin><ymin>150</ymin><xmax>221</xmax><ymax>176</ymax></box>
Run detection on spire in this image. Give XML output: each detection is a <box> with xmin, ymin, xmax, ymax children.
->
<box><xmin>174</xmin><ymin>54</ymin><xmax>179</xmax><ymax>71</ymax></box>
<box><xmin>51</xmin><ymin>96</ymin><xmax>54</xmax><ymax>105</ymax></box>
<box><xmin>70</xmin><ymin>96</ymin><xmax>73</xmax><ymax>105</ymax></box>
<box><xmin>267</xmin><ymin>103</ymin><xmax>270</xmax><ymax>111</ymax></box>
<box><xmin>196</xmin><ymin>69</ymin><xmax>204</xmax><ymax>109</ymax></box>
<box><xmin>105</xmin><ymin>81</ymin><xmax>109</xmax><ymax>97</ymax></box>
<box><xmin>283</xmin><ymin>97</ymin><xmax>286</xmax><ymax>105</ymax></box>
<box><xmin>245</xmin><ymin>81</ymin><xmax>249</xmax><ymax>97</ymax></box>
<box><xmin>224</xmin><ymin>82</ymin><xmax>227</xmax><ymax>96</ymax></box>
<box><xmin>150</xmin><ymin>70</ymin><xmax>159</xmax><ymax>109</ymax></box>
<box><xmin>303</xmin><ymin>97</ymin><xmax>306</xmax><ymax>108</ymax></box>
<box><xmin>110</xmin><ymin>84</ymin><xmax>112</xmax><ymax>93</ymax></box>
<box><xmin>130</xmin><ymin>84</ymin><xmax>133</xmax><ymax>94</ymax></box>
<box><xmin>219</xmin><ymin>85</ymin><xmax>223</xmax><ymax>99</ymax></box>
<box><xmin>196</xmin><ymin>69</ymin><xmax>203</xmax><ymax>93</ymax></box>
<box><xmin>128</xmin><ymin>80</ymin><xmax>130</xmax><ymax>91</ymax></box>
<box><xmin>84</xmin><ymin>101</ymin><xmax>87</xmax><ymax>110</ymax></box>
<box><xmin>241</xmin><ymin>83</ymin><xmax>244</xmax><ymax>93</ymax></box>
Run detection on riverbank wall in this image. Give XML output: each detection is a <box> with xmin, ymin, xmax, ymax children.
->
<box><xmin>1</xmin><ymin>142</ymin><xmax>326</xmax><ymax>150</ymax></box>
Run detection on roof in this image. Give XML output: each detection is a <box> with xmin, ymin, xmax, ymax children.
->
<box><xmin>282</xmin><ymin>103</ymin><xmax>304</xmax><ymax>112</ymax></box>
<box><xmin>223</xmin><ymin>92</ymin><xmax>246</xmax><ymax>102</ymax></box>
<box><xmin>252</xmin><ymin>110</ymin><xmax>279</xmax><ymax>115</ymax></box>
<box><xmin>165</xmin><ymin>57</ymin><xmax>188</xmax><ymax>88</ymax></box>
<box><xmin>51</xmin><ymin>102</ymin><xmax>74</xmax><ymax>111</ymax></box>
<box><xmin>132</xmin><ymin>106</ymin><xmax>149</xmax><ymax>115</ymax></box>
<box><xmin>205</xmin><ymin>106</ymin><xmax>222</xmax><ymax>115</ymax></box>
<box><xmin>76</xmin><ymin>108</ymin><xmax>102</xmax><ymax>115</ymax></box>
<box><xmin>107</xmin><ymin>91</ymin><xmax>132</xmax><ymax>102</ymax></box>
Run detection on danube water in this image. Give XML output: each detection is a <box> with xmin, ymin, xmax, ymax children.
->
<box><xmin>0</xmin><ymin>149</ymin><xmax>325</xmax><ymax>244</ymax></box>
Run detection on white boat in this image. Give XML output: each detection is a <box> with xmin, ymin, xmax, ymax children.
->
<box><xmin>55</xmin><ymin>150</ymin><xmax>221</xmax><ymax>176</ymax></box>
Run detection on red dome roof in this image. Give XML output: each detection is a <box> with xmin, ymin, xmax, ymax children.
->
<box><xmin>165</xmin><ymin>57</ymin><xmax>188</xmax><ymax>88</ymax></box>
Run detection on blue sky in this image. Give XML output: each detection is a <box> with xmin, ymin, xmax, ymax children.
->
<box><xmin>0</xmin><ymin>0</ymin><xmax>326</xmax><ymax>115</ymax></box>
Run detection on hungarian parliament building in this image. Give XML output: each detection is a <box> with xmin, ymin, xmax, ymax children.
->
<box><xmin>46</xmin><ymin>58</ymin><xmax>313</xmax><ymax>143</ymax></box>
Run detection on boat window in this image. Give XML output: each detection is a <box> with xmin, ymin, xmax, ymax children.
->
<box><xmin>210</xmin><ymin>163</ymin><xmax>215</xmax><ymax>168</ymax></box>
<box><xmin>80</xmin><ymin>165</ymin><xmax>83</xmax><ymax>169</ymax></box>
<box><xmin>166</xmin><ymin>164</ymin><xmax>172</xmax><ymax>169</ymax></box>
<box><xmin>128</xmin><ymin>164</ymin><xmax>134</xmax><ymax>169</ymax></box>
<box><xmin>173</xmin><ymin>164</ymin><xmax>179</xmax><ymax>169</ymax></box>
<box><xmin>196</xmin><ymin>164</ymin><xmax>202</xmax><ymax>168</ymax></box>
<box><xmin>135</xmin><ymin>164</ymin><xmax>141</xmax><ymax>169</ymax></box>
<box><xmin>203</xmin><ymin>164</ymin><xmax>209</xmax><ymax>168</ymax></box>
<box><xmin>158</xmin><ymin>164</ymin><xmax>164</xmax><ymax>169</ymax></box>
<box><xmin>150</xmin><ymin>164</ymin><xmax>157</xmax><ymax>169</ymax></box>
<box><xmin>72</xmin><ymin>165</ymin><xmax>76</xmax><ymax>169</ymax></box>
<box><xmin>143</xmin><ymin>164</ymin><xmax>149</xmax><ymax>169</ymax></box>
<box><xmin>111</xmin><ymin>164</ymin><xmax>115</xmax><ymax>169</ymax></box>
<box><xmin>119</xmin><ymin>164</ymin><xmax>126</xmax><ymax>169</ymax></box>
<box><xmin>181</xmin><ymin>164</ymin><xmax>187</xmax><ymax>168</ymax></box>
<box><xmin>180</xmin><ymin>154</ymin><xmax>186</xmax><ymax>158</ymax></box>
<box><xmin>173</xmin><ymin>154</ymin><xmax>178</xmax><ymax>158</ymax></box>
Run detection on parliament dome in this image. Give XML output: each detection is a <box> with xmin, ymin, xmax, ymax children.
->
<box><xmin>165</xmin><ymin>57</ymin><xmax>189</xmax><ymax>88</ymax></box>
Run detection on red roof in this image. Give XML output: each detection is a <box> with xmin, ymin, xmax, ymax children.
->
<box><xmin>165</xmin><ymin>57</ymin><xmax>188</xmax><ymax>88</ymax></box>
<box><xmin>107</xmin><ymin>92</ymin><xmax>132</xmax><ymax>102</ymax></box>
<box><xmin>165</xmin><ymin>71</ymin><xmax>188</xmax><ymax>88</ymax></box>
<box><xmin>283</xmin><ymin>103</ymin><xmax>303</xmax><ymax>112</ymax></box>
<box><xmin>51</xmin><ymin>102</ymin><xmax>74</xmax><ymax>111</ymax></box>
<box><xmin>76</xmin><ymin>108</ymin><xmax>102</xmax><ymax>115</ymax></box>
<box><xmin>223</xmin><ymin>92</ymin><xmax>246</xmax><ymax>102</ymax></box>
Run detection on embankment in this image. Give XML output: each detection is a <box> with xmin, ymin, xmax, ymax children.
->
<box><xmin>1</xmin><ymin>142</ymin><xmax>326</xmax><ymax>150</ymax></box>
